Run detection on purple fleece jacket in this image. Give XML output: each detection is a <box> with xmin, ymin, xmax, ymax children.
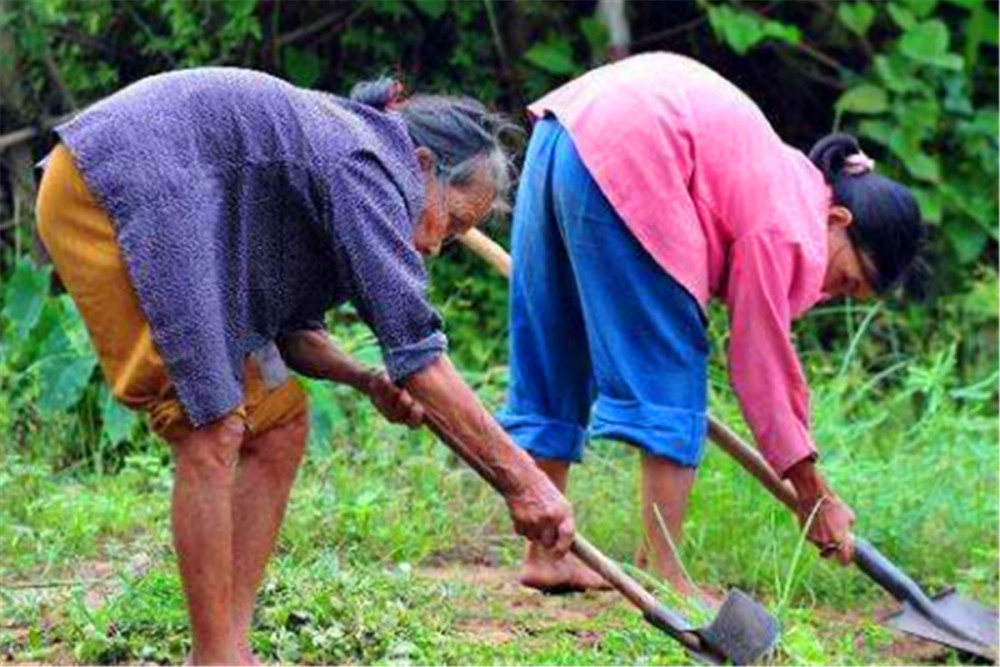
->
<box><xmin>56</xmin><ymin>67</ymin><xmax>446</xmax><ymax>427</ymax></box>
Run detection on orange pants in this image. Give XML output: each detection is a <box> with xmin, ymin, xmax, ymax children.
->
<box><xmin>35</xmin><ymin>144</ymin><xmax>309</xmax><ymax>441</ymax></box>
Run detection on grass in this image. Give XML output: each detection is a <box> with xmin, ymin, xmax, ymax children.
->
<box><xmin>1</xmin><ymin>285</ymin><xmax>997</xmax><ymax>665</ymax></box>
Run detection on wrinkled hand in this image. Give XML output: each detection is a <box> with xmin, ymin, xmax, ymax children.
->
<box><xmin>364</xmin><ymin>370</ymin><xmax>425</xmax><ymax>428</ymax></box>
<box><xmin>506</xmin><ymin>477</ymin><xmax>575</xmax><ymax>557</ymax></box>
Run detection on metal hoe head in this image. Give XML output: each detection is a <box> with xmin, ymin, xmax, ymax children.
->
<box><xmin>886</xmin><ymin>589</ymin><xmax>998</xmax><ymax>663</ymax></box>
<box><xmin>696</xmin><ymin>589</ymin><xmax>781</xmax><ymax>665</ymax></box>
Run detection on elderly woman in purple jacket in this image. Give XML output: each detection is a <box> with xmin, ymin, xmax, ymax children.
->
<box><xmin>36</xmin><ymin>69</ymin><xmax>573</xmax><ymax>665</ymax></box>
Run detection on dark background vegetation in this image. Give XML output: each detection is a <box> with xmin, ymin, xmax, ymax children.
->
<box><xmin>0</xmin><ymin>2</ymin><xmax>997</xmax><ymax>664</ymax></box>
<box><xmin>1</xmin><ymin>0</ymin><xmax>996</xmax><ymax>464</ymax></box>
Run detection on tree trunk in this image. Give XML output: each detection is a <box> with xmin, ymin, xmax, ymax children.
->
<box><xmin>596</xmin><ymin>0</ymin><xmax>631</xmax><ymax>61</ymax></box>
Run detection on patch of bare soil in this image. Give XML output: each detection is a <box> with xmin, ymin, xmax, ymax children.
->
<box><xmin>417</xmin><ymin>563</ymin><xmax>622</xmax><ymax>647</ymax></box>
<box><xmin>1</xmin><ymin>554</ymin><xmax>155</xmax><ymax>666</ymax></box>
<box><xmin>418</xmin><ymin>561</ymin><xmax>988</xmax><ymax>665</ymax></box>
<box><xmin>810</xmin><ymin>605</ymin><xmax>971</xmax><ymax>665</ymax></box>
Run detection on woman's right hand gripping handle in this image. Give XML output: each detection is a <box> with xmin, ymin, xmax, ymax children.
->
<box><xmin>404</xmin><ymin>354</ymin><xmax>576</xmax><ymax>557</ymax></box>
<box><xmin>505</xmin><ymin>474</ymin><xmax>575</xmax><ymax>555</ymax></box>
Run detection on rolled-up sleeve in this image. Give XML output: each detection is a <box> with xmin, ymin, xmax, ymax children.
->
<box><xmin>725</xmin><ymin>230</ymin><xmax>817</xmax><ymax>477</ymax></box>
<box><xmin>279</xmin><ymin>311</ymin><xmax>328</xmax><ymax>336</ymax></box>
<box><xmin>328</xmin><ymin>151</ymin><xmax>447</xmax><ymax>381</ymax></box>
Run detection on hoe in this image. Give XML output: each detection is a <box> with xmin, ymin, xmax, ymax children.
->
<box><xmin>425</xmin><ymin>413</ymin><xmax>779</xmax><ymax>665</ymax></box>
<box><xmin>458</xmin><ymin>228</ymin><xmax>999</xmax><ymax>663</ymax></box>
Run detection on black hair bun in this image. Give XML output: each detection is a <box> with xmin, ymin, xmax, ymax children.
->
<box><xmin>809</xmin><ymin>132</ymin><xmax>862</xmax><ymax>183</ymax></box>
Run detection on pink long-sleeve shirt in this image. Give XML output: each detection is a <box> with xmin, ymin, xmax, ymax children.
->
<box><xmin>528</xmin><ymin>53</ymin><xmax>832</xmax><ymax>477</ymax></box>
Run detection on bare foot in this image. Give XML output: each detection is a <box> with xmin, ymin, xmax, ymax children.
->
<box><xmin>185</xmin><ymin>650</ymin><xmax>243</xmax><ymax>666</ymax></box>
<box><xmin>636</xmin><ymin>544</ymin><xmax>722</xmax><ymax>611</ymax></box>
<box><xmin>669</xmin><ymin>578</ymin><xmax>724</xmax><ymax>612</ymax></box>
<box><xmin>238</xmin><ymin>641</ymin><xmax>263</xmax><ymax>666</ymax></box>
<box><xmin>519</xmin><ymin>543</ymin><xmax>612</xmax><ymax>594</ymax></box>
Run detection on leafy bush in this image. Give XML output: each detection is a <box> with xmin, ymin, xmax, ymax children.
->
<box><xmin>834</xmin><ymin>1</ymin><xmax>998</xmax><ymax>276</ymax></box>
<box><xmin>0</xmin><ymin>259</ymin><xmax>145</xmax><ymax>472</ymax></box>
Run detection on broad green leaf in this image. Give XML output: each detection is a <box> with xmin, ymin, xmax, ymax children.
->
<box><xmin>101</xmin><ymin>384</ymin><xmax>138</xmax><ymax>445</ymax></box>
<box><xmin>888</xmin><ymin>3</ymin><xmax>916</xmax><ymax>29</ymax></box>
<box><xmin>941</xmin><ymin>0</ymin><xmax>978</xmax><ymax>8</ymax></box>
<box><xmin>942</xmin><ymin>184</ymin><xmax>997</xmax><ymax>235</ymax></box>
<box><xmin>707</xmin><ymin>5</ymin><xmax>800</xmax><ymax>55</ymax></box>
<box><xmin>836</xmin><ymin>84</ymin><xmax>889</xmax><ymax>115</ymax></box>
<box><xmin>35</xmin><ymin>321</ymin><xmax>72</xmax><ymax>364</ymax></box>
<box><xmin>412</xmin><ymin>0</ymin><xmax>447</xmax><ymax>20</ymax></box>
<box><xmin>708</xmin><ymin>6</ymin><xmax>762</xmax><ymax>55</ymax></box>
<box><xmin>905</xmin><ymin>150</ymin><xmax>942</xmax><ymax>183</ymax></box>
<box><xmin>37</xmin><ymin>352</ymin><xmax>97</xmax><ymax>416</ymax></box>
<box><xmin>945</xmin><ymin>219</ymin><xmax>988</xmax><ymax>263</ymax></box>
<box><xmin>53</xmin><ymin>296</ymin><xmax>93</xmax><ymax>355</ymax></box>
<box><xmin>837</xmin><ymin>2</ymin><xmax>876</xmax><ymax>36</ymax></box>
<box><xmin>981</xmin><ymin>8</ymin><xmax>999</xmax><ymax>46</ymax></box>
<box><xmin>9</xmin><ymin>296</ymin><xmax>74</xmax><ymax>368</ymax></box>
<box><xmin>903</xmin><ymin>98</ymin><xmax>941</xmax><ymax>130</ymax></box>
<box><xmin>899</xmin><ymin>20</ymin><xmax>950</xmax><ymax>61</ymax></box>
<box><xmin>524</xmin><ymin>39</ymin><xmax>578</xmax><ymax>75</ymax></box>
<box><xmin>372</xmin><ymin>0</ymin><xmax>410</xmax><ymax>20</ymax></box>
<box><xmin>84</xmin><ymin>11</ymin><xmax>102</xmax><ymax>35</ymax></box>
<box><xmin>282</xmin><ymin>46</ymin><xmax>323</xmax><ymax>88</ymax></box>
<box><xmin>858</xmin><ymin>119</ymin><xmax>894</xmax><ymax>146</ymax></box>
<box><xmin>874</xmin><ymin>55</ymin><xmax>920</xmax><ymax>93</ymax></box>
<box><xmin>580</xmin><ymin>17</ymin><xmax>609</xmax><ymax>57</ymax></box>
<box><xmin>887</xmin><ymin>122</ymin><xmax>918</xmax><ymax>160</ymax></box>
<box><xmin>970</xmin><ymin>108</ymin><xmax>999</xmax><ymax>135</ymax></box>
<box><xmin>907</xmin><ymin>0</ymin><xmax>939</xmax><ymax>18</ymax></box>
<box><xmin>2</xmin><ymin>260</ymin><xmax>51</xmax><ymax>342</ymax></box>
<box><xmin>761</xmin><ymin>20</ymin><xmax>801</xmax><ymax>45</ymax></box>
<box><xmin>943</xmin><ymin>75</ymin><xmax>974</xmax><ymax>114</ymax></box>
<box><xmin>921</xmin><ymin>52</ymin><xmax>965</xmax><ymax>70</ymax></box>
<box><xmin>964</xmin><ymin>4</ymin><xmax>984</xmax><ymax>68</ymax></box>
<box><xmin>912</xmin><ymin>188</ymin><xmax>942</xmax><ymax>223</ymax></box>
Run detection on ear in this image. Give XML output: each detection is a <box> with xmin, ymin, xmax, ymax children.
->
<box><xmin>414</xmin><ymin>147</ymin><xmax>437</xmax><ymax>175</ymax></box>
<box><xmin>828</xmin><ymin>205</ymin><xmax>854</xmax><ymax>230</ymax></box>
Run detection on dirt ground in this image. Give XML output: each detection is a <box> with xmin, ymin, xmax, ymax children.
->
<box><xmin>1</xmin><ymin>559</ymin><xmax>979</xmax><ymax>666</ymax></box>
<box><xmin>416</xmin><ymin>563</ymin><xmax>969</xmax><ymax>666</ymax></box>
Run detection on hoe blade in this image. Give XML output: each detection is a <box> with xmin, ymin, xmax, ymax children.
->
<box><xmin>698</xmin><ymin>589</ymin><xmax>781</xmax><ymax>666</ymax></box>
<box><xmin>886</xmin><ymin>589</ymin><xmax>998</xmax><ymax>663</ymax></box>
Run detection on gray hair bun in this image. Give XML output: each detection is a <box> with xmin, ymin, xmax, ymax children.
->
<box><xmin>350</xmin><ymin>77</ymin><xmax>404</xmax><ymax>110</ymax></box>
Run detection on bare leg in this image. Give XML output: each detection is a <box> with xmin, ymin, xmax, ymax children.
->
<box><xmin>519</xmin><ymin>459</ymin><xmax>610</xmax><ymax>592</ymax></box>
<box><xmin>640</xmin><ymin>452</ymin><xmax>717</xmax><ymax>606</ymax></box>
<box><xmin>230</xmin><ymin>413</ymin><xmax>309</xmax><ymax>664</ymax></box>
<box><xmin>169</xmin><ymin>415</ymin><xmax>245</xmax><ymax>665</ymax></box>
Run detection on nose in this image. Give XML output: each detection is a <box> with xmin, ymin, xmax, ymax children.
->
<box><xmin>416</xmin><ymin>241</ymin><xmax>441</xmax><ymax>258</ymax></box>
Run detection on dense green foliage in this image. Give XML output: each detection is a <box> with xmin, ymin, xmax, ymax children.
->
<box><xmin>1</xmin><ymin>0</ymin><xmax>997</xmax><ymax>464</ymax></box>
<box><xmin>0</xmin><ymin>1</ymin><xmax>997</xmax><ymax>665</ymax></box>
<box><xmin>2</xmin><ymin>0</ymin><xmax>997</xmax><ymax>280</ymax></box>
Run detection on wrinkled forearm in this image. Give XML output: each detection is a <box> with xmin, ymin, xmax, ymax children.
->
<box><xmin>277</xmin><ymin>329</ymin><xmax>372</xmax><ymax>391</ymax></box>
<box><xmin>404</xmin><ymin>355</ymin><xmax>545</xmax><ymax>498</ymax></box>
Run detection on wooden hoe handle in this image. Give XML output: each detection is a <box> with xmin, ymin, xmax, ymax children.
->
<box><xmin>459</xmin><ymin>229</ymin><xmax>512</xmax><ymax>277</ymax></box>
<box><xmin>422</xmin><ymin>413</ymin><xmax>704</xmax><ymax>653</ymax></box>
<box><xmin>458</xmin><ymin>229</ymin><xmax>799</xmax><ymax>509</ymax></box>
<box><xmin>705</xmin><ymin>418</ymin><xmax>799</xmax><ymax>511</ymax></box>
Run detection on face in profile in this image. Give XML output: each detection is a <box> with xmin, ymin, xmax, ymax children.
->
<box><xmin>414</xmin><ymin>153</ymin><xmax>497</xmax><ymax>257</ymax></box>
<box><xmin>823</xmin><ymin>206</ymin><xmax>877</xmax><ymax>300</ymax></box>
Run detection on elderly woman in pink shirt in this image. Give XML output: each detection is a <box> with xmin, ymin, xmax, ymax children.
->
<box><xmin>498</xmin><ymin>53</ymin><xmax>925</xmax><ymax>598</ymax></box>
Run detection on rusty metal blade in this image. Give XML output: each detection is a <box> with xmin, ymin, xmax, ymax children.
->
<box><xmin>886</xmin><ymin>590</ymin><xmax>998</xmax><ymax>662</ymax></box>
